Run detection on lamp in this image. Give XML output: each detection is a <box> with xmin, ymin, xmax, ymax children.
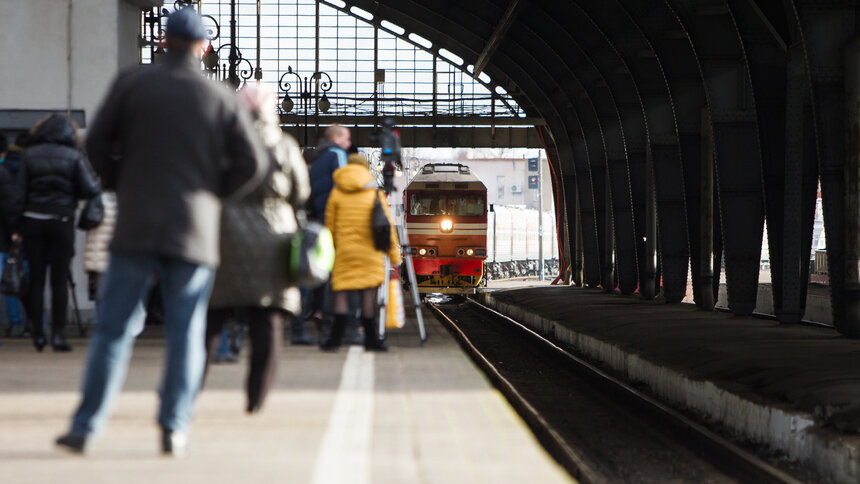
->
<box><xmin>281</xmin><ymin>94</ymin><xmax>294</xmax><ymax>113</ymax></box>
<box><xmin>318</xmin><ymin>94</ymin><xmax>331</xmax><ymax>114</ymax></box>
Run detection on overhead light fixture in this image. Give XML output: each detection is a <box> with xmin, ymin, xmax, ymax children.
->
<box><xmin>281</xmin><ymin>93</ymin><xmax>294</xmax><ymax>113</ymax></box>
<box><xmin>318</xmin><ymin>93</ymin><xmax>331</xmax><ymax>113</ymax></box>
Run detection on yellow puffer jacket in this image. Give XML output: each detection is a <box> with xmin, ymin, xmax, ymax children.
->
<box><xmin>325</xmin><ymin>163</ymin><xmax>401</xmax><ymax>291</ymax></box>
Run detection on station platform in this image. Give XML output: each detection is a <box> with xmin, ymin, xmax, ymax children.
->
<box><xmin>0</xmin><ymin>308</ymin><xmax>572</xmax><ymax>484</ymax></box>
<box><xmin>480</xmin><ymin>286</ymin><xmax>860</xmax><ymax>483</ymax></box>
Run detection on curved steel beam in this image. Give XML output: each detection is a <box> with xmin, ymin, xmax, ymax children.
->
<box><xmin>525</xmin><ymin>5</ymin><xmax>641</xmax><ymax>294</ymax></box>
<box><xmin>665</xmin><ymin>0</ymin><xmax>766</xmax><ymax>316</ymax></box>
<box><xmin>726</xmin><ymin>0</ymin><xmax>819</xmax><ymax>325</ymax></box>
<box><xmin>792</xmin><ymin>0</ymin><xmax>859</xmax><ymax>336</ymax></box>
<box><xmin>619</xmin><ymin>0</ymin><xmax>701</xmax><ymax>304</ymax></box>
<box><xmin>509</xmin><ymin>14</ymin><xmax>624</xmax><ymax>291</ymax></box>
<box><xmin>576</xmin><ymin>1</ymin><xmax>686</xmax><ymax>301</ymax></box>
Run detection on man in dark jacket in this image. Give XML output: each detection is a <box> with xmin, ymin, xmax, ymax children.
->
<box><xmin>302</xmin><ymin>125</ymin><xmax>350</xmax><ymax>341</ymax></box>
<box><xmin>56</xmin><ymin>8</ymin><xmax>267</xmax><ymax>457</ymax></box>
<box><xmin>307</xmin><ymin>125</ymin><xmax>350</xmax><ymax>222</ymax></box>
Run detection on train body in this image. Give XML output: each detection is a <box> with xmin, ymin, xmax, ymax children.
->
<box><xmin>403</xmin><ymin>163</ymin><xmax>488</xmax><ymax>294</ymax></box>
<box><xmin>485</xmin><ymin>205</ymin><xmax>559</xmax><ymax>279</ymax></box>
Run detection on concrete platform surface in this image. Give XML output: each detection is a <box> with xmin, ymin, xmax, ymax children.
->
<box><xmin>0</xmin><ymin>310</ymin><xmax>572</xmax><ymax>484</ymax></box>
<box><xmin>481</xmin><ymin>286</ymin><xmax>860</xmax><ymax>483</ymax></box>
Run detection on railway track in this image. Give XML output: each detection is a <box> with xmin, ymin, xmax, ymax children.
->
<box><xmin>428</xmin><ymin>299</ymin><xmax>808</xmax><ymax>484</ymax></box>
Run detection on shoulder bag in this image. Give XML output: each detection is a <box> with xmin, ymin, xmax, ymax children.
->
<box><xmin>0</xmin><ymin>242</ymin><xmax>28</xmax><ymax>297</ymax></box>
<box><xmin>78</xmin><ymin>194</ymin><xmax>105</xmax><ymax>230</ymax></box>
<box><xmin>367</xmin><ymin>182</ymin><xmax>391</xmax><ymax>252</ymax></box>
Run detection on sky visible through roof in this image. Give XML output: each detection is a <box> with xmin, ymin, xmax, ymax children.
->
<box><xmin>143</xmin><ymin>0</ymin><xmax>524</xmax><ymax>120</ymax></box>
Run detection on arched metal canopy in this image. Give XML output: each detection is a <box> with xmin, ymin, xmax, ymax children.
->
<box><xmin>340</xmin><ymin>0</ymin><xmax>859</xmax><ymax>337</ymax></box>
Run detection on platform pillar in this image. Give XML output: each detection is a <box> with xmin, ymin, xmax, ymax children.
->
<box><xmin>843</xmin><ymin>36</ymin><xmax>860</xmax><ymax>337</ymax></box>
<box><xmin>699</xmin><ymin>109</ymin><xmax>715</xmax><ymax>311</ymax></box>
<box><xmin>641</xmin><ymin>146</ymin><xmax>657</xmax><ymax>300</ymax></box>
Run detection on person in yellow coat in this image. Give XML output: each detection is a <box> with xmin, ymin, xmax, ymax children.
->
<box><xmin>322</xmin><ymin>153</ymin><xmax>401</xmax><ymax>351</ymax></box>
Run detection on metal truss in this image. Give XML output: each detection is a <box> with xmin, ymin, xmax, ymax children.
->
<box><xmin>138</xmin><ymin>0</ymin><xmax>536</xmax><ymax>147</ymax></box>
<box><xmin>344</xmin><ymin>0</ymin><xmax>859</xmax><ymax>337</ymax></box>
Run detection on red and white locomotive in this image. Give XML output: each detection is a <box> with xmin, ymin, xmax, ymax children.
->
<box><xmin>403</xmin><ymin>163</ymin><xmax>488</xmax><ymax>294</ymax></box>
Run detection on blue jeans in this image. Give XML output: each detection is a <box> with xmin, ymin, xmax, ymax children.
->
<box><xmin>70</xmin><ymin>253</ymin><xmax>215</xmax><ymax>437</ymax></box>
<box><xmin>0</xmin><ymin>253</ymin><xmax>24</xmax><ymax>327</ymax></box>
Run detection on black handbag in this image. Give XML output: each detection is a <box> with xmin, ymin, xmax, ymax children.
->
<box><xmin>371</xmin><ymin>189</ymin><xmax>392</xmax><ymax>252</ymax></box>
<box><xmin>0</xmin><ymin>243</ymin><xmax>28</xmax><ymax>297</ymax></box>
<box><xmin>77</xmin><ymin>194</ymin><xmax>105</xmax><ymax>230</ymax></box>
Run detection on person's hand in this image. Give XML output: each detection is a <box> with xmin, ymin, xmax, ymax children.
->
<box><xmin>11</xmin><ymin>233</ymin><xmax>21</xmax><ymax>244</ymax></box>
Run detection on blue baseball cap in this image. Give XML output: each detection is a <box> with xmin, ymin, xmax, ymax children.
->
<box><xmin>166</xmin><ymin>8</ymin><xmax>207</xmax><ymax>41</ymax></box>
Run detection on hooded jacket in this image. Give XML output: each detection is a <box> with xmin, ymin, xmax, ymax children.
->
<box><xmin>307</xmin><ymin>140</ymin><xmax>346</xmax><ymax>222</ymax></box>
<box><xmin>325</xmin><ymin>163</ymin><xmax>400</xmax><ymax>292</ymax></box>
<box><xmin>17</xmin><ymin>114</ymin><xmax>99</xmax><ymax>220</ymax></box>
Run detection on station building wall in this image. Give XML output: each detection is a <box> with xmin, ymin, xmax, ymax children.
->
<box><xmin>0</xmin><ymin>0</ymin><xmax>148</xmax><ymax>317</ymax></box>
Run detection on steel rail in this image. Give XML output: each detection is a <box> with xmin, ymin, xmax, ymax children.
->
<box><xmin>427</xmin><ymin>302</ymin><xmax>606</xmax><ymax>484</ymax></box>
<box><xmin>429</xmin><ymin>298</ymin><xmax>804</xmax><ymax>484</ymax></box>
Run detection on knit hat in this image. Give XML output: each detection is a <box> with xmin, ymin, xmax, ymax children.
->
<box><xmin>348</xmin><ymin>153</ymin><xmax>368</xmax><ymax>166</ymax></box>
<box><xmin>166</xmin><ymin>8</ymin><xmax>207</xmax><ymax>41</ymax></box>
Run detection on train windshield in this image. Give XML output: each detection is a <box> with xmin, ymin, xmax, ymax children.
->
<box><xmin>409</xmin><ymin>193</ymin><xmax>484</xmax><ymax>216</ymax></box>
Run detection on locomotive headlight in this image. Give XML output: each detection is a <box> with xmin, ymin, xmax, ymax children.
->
<box><xmin>466</xmin><ymin>249</ymin><xmax>474</xmax><ymax>256</ymax></box>
<box><xmin>440</xmin><ymin>219</ymin><xmax>454</xmax><ymax>232</ymax></box>
<box><xmin>419</xmin><ymin>248</ymin><xmax>427</xmax><ymax>256</ymax></box>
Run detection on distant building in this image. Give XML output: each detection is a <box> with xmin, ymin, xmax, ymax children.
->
<box><xmin>403</xmin><ymin>156</ymin><xmax>554</xmax><ymax>211</ymax></box>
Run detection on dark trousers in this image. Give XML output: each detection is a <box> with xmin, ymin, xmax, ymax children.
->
<box><xmin>310</xmin><ymin>283</ymin><xmax>327</xmax><ymax>315</ymax></box>
<box><xmin>21</xmin><ymin>217</ymin><xmax>75</xmax><ymax>332</ymax></box>
<box><xmin>205</xmin><ymin>307</ymin><xmax>285</xmax><ymax>412</ymax></box>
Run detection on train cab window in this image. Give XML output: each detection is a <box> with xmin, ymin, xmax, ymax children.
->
<box><xmin>409</xmin><ymin>194</ymin><xmax>485</xmax><ymax>216</ymax></box>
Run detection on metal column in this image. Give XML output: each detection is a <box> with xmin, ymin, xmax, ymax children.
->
<box><xmin>844</xmin><ymin>36</ymin><xmax>860</xmax><ymax>337</ymax></box>
<box><xmin>538</xmin><ymin>152</ymin><xmax>545</xmax><ymax>281</ymax></box>
<box><xmin>642</xmin><ymin>145</ymin><xmax>657</xmax><ymax>299</ymax></box>
<box><xmin>699</xmin><ymin>109</ymin><xmax>714</xmax><ymax>310</ymax></box>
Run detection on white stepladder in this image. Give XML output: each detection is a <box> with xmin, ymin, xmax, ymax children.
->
<box><xmin>378</xmin><ymin>222</ymin><xmax>427</xmax><ymax>344</ymax></box>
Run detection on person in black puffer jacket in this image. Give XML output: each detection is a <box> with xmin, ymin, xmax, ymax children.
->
<box><xmin>15</xmin><ymin>114</ymin><xmax>99</xmax><ymax>352</ymax></box>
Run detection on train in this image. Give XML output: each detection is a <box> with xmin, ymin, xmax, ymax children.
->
<box><xmin>402</xmin><ymin>163</ymin><xmax>488</xmax><ymax>294</ymax></box>
<box><xmin>485</xmin><ymin>205</ymin><xmax>559</xmax><ymax>280</ymax></box>
<box><xmin>401</xmin><ymin>163</ymin><xmax>559</xmax><ymax>294</ymax></box>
